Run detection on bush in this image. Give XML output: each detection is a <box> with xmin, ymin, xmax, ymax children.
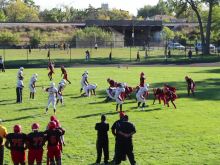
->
<box><xmin>0</xmin><ymin>31</ymin><xmax>18</xmax><ymax>45</ymax></box>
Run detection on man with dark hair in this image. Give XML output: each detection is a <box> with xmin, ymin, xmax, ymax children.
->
<box><xmin>0</xmin><ymin>120</ymin><xmax>7</xmax><ymax>165</ymax></box>
<box><xmin>95</xmin><ymin>115</ymin><xmax>109</xmax><ymax>164</ymax></box>
<box><xmin>115</xmin><ymin>115</ymin><xmax>136</xmax><ymax>165</ymax></box>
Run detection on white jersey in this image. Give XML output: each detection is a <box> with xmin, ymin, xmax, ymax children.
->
<box><xmin>29</xmin><ymin>77</ymin><xmax>37</xmax><ymax>86</ymax></box>
<box><xmin>17</xmin><ymin>70</ymin><xmax>23</xmax><ymax>79</ymax></box>
<box><xmin>17</xmin><ymin>80</ymin><xmax>24</xmax><ymax>88</ymax></box>
<box><xmin>86</xmin><ymin>84</ymin><xmax>97</xmax><ymax>91</ymax></box>
<box><xmin>136</xmin><ymin>86</ymin><xmax>149</xmax><ymax>103</ymax></box>
<box><xmin>58</xmin><ymin>83</ymin><xmax>65</xmax><ymax>92</ymax></box>
<box><xmin>47</xmin><ymin>87</ymin><xmax>58</xmax><ymax>98</ymax></box>
<box><xmin>81</xmin><ymin>73</ymin><xmax>88</xmax><ymax>87</ymax></box>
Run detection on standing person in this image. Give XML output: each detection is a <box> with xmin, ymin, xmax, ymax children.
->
<box><xmin>56</xmin><ymin>79</ymin><xmax>66</xmax><ymax>105</ymax></box>
<box><xmin>85</xmin><ymin>50</ymin><xmax>89</xmax><ymax>61</ymax></box>
<box><xmin>5</xmin><ymin>125</ymin><xmax>27</xmax><ymax>165</ymax></box>
<box><xmin>48</xmin><ymin>62</ymin><xmax>55</xmax><ymax>81</ymax></box>
<box><xmin>29</xmin><ymin>74</ymin><xmax>38</xmax><ymax>100</ymax></box>
<box><xmin>47</xmin><ymin>49</ymin><xmax>51</xmax><ymax>61</ymax></box>
<box><xmin>115</xmin><ymin>115</ymin><xmax>136</xmax><ymax>165</ymax></box>
<box><xmin>45</xmin><ymin>121</ymin><xmax>65</xmax><ymax>165</ymax></box>
<box><xmin>136</xmin><ymin>84</ymin><xmax>149</xmax><ymax>110</ymax></box>
<box><xmin>109</xmin><ymin>52</ymin><xmax>112</xmax><ymax>61</ymax></box>
<box><xmin>17</xmin><ymin>67</ymin><xmax>24</xmax><ymax>80</ymax></box>
<box><xmin>136</xmin><ymin>51</ymin><xmax>140</xmax><ymax>62</ymax></box>
<box><xmin>188</xmin><ymin>50</ymin><xmax>192</xmax><ymax>59</ymax></box>
<box><xmin>60</xmin><ymin>65</ymin><xmax>71</xmax><ymax>84</ymax></box>
<box><xmin>95</xmin><ymin>115</ymin><xmax>109</xmax><ymax>164</ymax></box>
<box><xmin>139</xmin><ymin>72</ymin><xmax>146</xmax><ymax>87</ymax></box>
<box><xmin>0</xmin><ymin>120</ymin><xmax>7</xmax><ymax>165</ymax></box>
<box><xmin>185</xmin><ymin>76</ymin><xmax>196</xmax><ymax>96</ymax></box>
<box><xmin>95</xmin><ymin>43</ymin><xmax>98</xmax><ymax>50</ymax></box>
<box><xmin>44</xmin><ymin>82</ymin><xmax>58</xmax><ymax>114</ymax></box>
<box><xmin>115</xmin><ymin>84</ymin><xmax>125</xmax><ymax>112</ymax></box>
<box><xmin>0</xmin><ymin>56</ymin><xmax>5</xmax><ymax>72</ymax></box>
<box><xmin>27</xmin><ymin>123</ymin><xmax>46</xmax><ymax>165</ymax></box>
<box><xmin>16</xmin><ymin>77</ymin><xmax>24</xmax><ymax>103</ymax></box>
<box><xmin>80</xmin><ymin>71</ymin><xmax>89</xmax><ymax>93</ymax></box>
<box><xmin>111</xmin><ymin>112</ymin><xmax>126</xmax><ymax>163</ymax></box>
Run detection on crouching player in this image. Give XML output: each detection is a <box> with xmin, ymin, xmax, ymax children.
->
<box><xmin>153</xmin><ymin>88</ymin><xmax>165</xmax><ymax>105</ymax></box>
<box><xmin>56</xmin><ymin>80</ymin><xmax>66</xmax><ymax>105</ymax></box>
<box><xmin>29</xmin><ymin>74</ymin><xmax>38</xmax><ymax>99</ymax></box>
<box><xmin>105</xmin><ymin>78</ymin><xmax>117</xmax><ymax>102</ymax></box>
<box><xmin>185</xmin><ymin>76</ymin><xmax>195</xmax><ymax>96</ymax></box>
<box><xmin>5</xmin><ymin>125</ymin><xmax>27</xmax><ymax>165</ymax></box>
<box><xmin>164</xmin><ymin>87</ymin><xmax>177</xmax><ymax>109</ymax></box>
<box><xmin>136</xmin><ymin>84</ymin><xmax>149</xmax><ymax>110</ymax></box>
<box><xmin>115</xmin><ymin>84</ymin><xmax>125</xmax><ymax>112</ymax></box>
<box><xmin>27</xmin><ymin>123</ymin><xmax>46</xmax><ymax>165</ymax></box>
<box><xmin>44</xmin><ymin>83</ymin><xmax>58</xmax><ymax>114</ymax></box>
<box><xmin>45</xmin><ymin>121</ymin><xmax>65</xmax><ymax>165</ymax></box>
<box><xmin>83</xmin><ymin>84</ymin><xmax>97</xmax><ymax>97</ymax></box>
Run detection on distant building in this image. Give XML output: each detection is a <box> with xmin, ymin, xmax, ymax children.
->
<box><xmin>101</xmin><ymin>3</ymin><xmax>109</xmax><ymax>10</ymax></box>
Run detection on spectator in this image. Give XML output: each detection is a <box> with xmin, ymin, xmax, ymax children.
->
<box><xmin>136</xmin><ymin>51</ymin><xmax>140</xmax><ymax>62</ymax></box>
<box><xmin>0</xmin><ymin>120</ymin><xmax>7</xmax><ymax>165</ymax></box>
<box><xmin>0</xmin><ymin>56</ymin><xmax>5</xmax><ymax>72</ymax></box>
<box><xmin>188</xmin><ymin>50</ymin><xmax>192</xmax><ymax>59</ymax></box>
<box><xmin>168</xmin><ymin>49</ymin><xmax>171</xmax><ymax>58</ymax></box>
<box><xmin>95</xmin><ymin>43</ymin><xmax>98</xmax><ymax>50</ymax></box>
<box><xmin>195</xmin><ymin>46</ymin><xmax>198</xmax><ymax>55</ymax></box>
<box><xmin>109</xmin><ymin>52</ymin><xmax>112</xmax><ymax>61</ymax></box>
<box><xmin>115</xmin><ymin>115</ymin><xmax>136</xmax><ymax>165</ymax></box>
<box><xmin>95</xmin><ymin>115</ymin><xmax>109</xmax><ymax>164</ymax></box>
<box><xmin>85</xmin><ymin>50</ymin><xmax>90</xmax><ymax>61</ymax></box>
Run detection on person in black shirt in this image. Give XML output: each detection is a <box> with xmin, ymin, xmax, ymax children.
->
<box><xmin>27</xmin><ymin>123</ymin><xmax>46</xmax><ymax>165</ymax></box>
<box><xmin>111</xmin><ymin>112</ymin><xmax>126</xmax><ymax>163</ymax></box>
<box><xmin>185</xmin><ymin>76</ymin><xmax>196</xmax><ymax>96</ymax></box>
<box><xmin>115</xmin><ymin>115</ymin><xmax>136</xmax><ymax>165</ymax></box>
<box><xmin>5</xmin><ymin>125</ymin><xmax>27</xmax><ymax>165</ymax></box>
<box><xmin>95</xmin><ymin>115</ymin><xmax>109</xmax><ymax>164</ymax></box>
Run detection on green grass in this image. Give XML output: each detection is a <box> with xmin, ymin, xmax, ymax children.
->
<box><xmin>1</xmin><ymin>67</ymin><xmax>220</xmax><ymax>164</ymax></box>
<box><xmin>2</xmin><ymin>48</ymin><xmax>220</xmax><ymax>68</ymax></box>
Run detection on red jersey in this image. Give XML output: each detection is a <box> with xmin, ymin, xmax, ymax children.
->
<box><xmin>27</xmin><ymin>131</ymin><xmax>46</xmax><ymax>150</ymax></box>
<box><xmin>6</xmin><ymin>133</ymin><xmax>27</xmax><ymax>151</ymax></box>
<box><xmin>140</xmin><ymin>76</ymin><xmax>145</xmax><ymax>87</ymax></box>
<box><xmin>48</xmin><ymin>63</ymin><xmax>54</xmax><ymax>72</ymax></box>
<box><xmin>164</xmin><ymin>85</ymin><xmax>176</xmax><ymax>93</ymax></box>
<box><xmin>44</xmin><ymin>129</ymin><xmax>65</xmax><ymax>147</ymax></box>
<box><xmin>186</xmin><ymin>78</ymin><xmax>195</xmax><ymax>88</ymax></box>
<box><xmin>61</xmin><ymin>68</ymin><xmax>67</xmax><ymax>75</ymax></box>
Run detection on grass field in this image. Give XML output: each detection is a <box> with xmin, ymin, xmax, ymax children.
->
<box><xmin>1</xmin><ymin>66</ymin><xmax>220</xmax><ymax>165</ymax></box>
<box><xmin>1</xmin><ymin>48</ymin><xmax>220</xmax><ymax>68</ymax></box>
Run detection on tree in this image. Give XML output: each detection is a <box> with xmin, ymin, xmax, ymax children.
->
<box><xmin>0</xmin><ymin>9</ymin><xmax>7</xmax><ymax>21</ymax></box>
<box><xmin>172</xmin><ymin>0</ymin><xmax>220</xmax><ymax>55</ymax></box>
<box><xmin>5</xmin><ymin>0</ymin><xmax>39</xmax><ymax>22</ymax></box>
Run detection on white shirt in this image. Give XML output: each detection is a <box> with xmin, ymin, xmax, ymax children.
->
<box><xmin>47</xmin><ymin>87</ymin><xmax>58</xmax><ymax>98</ymax></box>
<box><xmin>58</xmin><ymin>83</ymin><xmax>65</xmax><ymax>91</ymax></box>
<box><xmin>17</xmin><ymin>80</ymin><xmax>24</xmax><ymax>88</ymax></box>
<box><xmin>136</xmin><ymin>86</ymin><xmax>148</xmax><ymax>97</ymax></box>
<box><xmin>29</xmin><ymin>77</ymin><xmax>37</xmax><ymax>86</ymax></box>
<box><xmin>86</xmin><ymin>84</ymin><xmax>97</xmax><ymax>91</ymax></box>
<box><xmin>17</xmin><ymin>70</ymin><xmax>23</xmax><ymax>79</ymax></box>
<box><xmin>81</xmin><ymin>73</ymin><xmax>88</xmax><ymax>83</ymax></box>
<box><xmin>0</xmin><ymin>58</ymin><xmax>3</xmax><ymax>64</ymax></box>
<box><xmin>115</xmin><ymin>87</ymin><xmax>125</xmax><ymax>99</ymax></box>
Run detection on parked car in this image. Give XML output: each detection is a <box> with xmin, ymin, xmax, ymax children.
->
<box><xmin>168</xmin><ymin>42</ymin><xmax>185</xmax><ymax>50</ymax></box>
<box><xmin>195</xmin><ymin>43</ymin><xmax>215</xmax><ymax>52</ymax></box>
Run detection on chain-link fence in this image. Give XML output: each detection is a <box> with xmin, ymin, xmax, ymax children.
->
<box><xmin>0</xmin><ymin>39</ymin><xmax>219</xmax><ymax>68</ymax></box>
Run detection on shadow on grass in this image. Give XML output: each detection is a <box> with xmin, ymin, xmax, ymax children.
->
<box><xmin>17</xmin><ymin>106</ymin><xmax>44</xmax><ymax>111</ymax></box>
<box><xmin>0</xmin><ymin>99</ymin><xmax>14</xmax><ymax>103</ymax></box>
<box><xmin>75</xmin><ymin>111</ymin><xmax>118</xmax><ymax>119</ymax></box>
<box><xmin>3</xmin><ymin>114</ymin><xmax>42</xmax><ymax>123</ymax></box>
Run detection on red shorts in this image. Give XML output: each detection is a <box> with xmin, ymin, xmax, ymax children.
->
<box><xmin>63</xmin><ymin>74</ymin><xmax>68</xmax><ymax>80</ymax></box>
<box><xmin>28</xmin><ymin>149</ymin><xmax>43</xmax><ymax>164</ymax></box>
<box><xmin>49</xmin><ymin>70</ymin><xmax>54</xmax><ymax>75</ymax></box>
<box><xmin>47</xmin><ymin>146</ymin><xmax>61</xmax><ymax>160</ymax></box>
<box><xmin>11</xmin><ymin>150</ymin><xmax>26</xmax><ymax>164</ymax></box>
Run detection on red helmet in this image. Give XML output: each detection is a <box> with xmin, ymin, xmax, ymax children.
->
<box><xmin>14</xmin><ymin>125</ymin><xmax>22</xmax><ymax>133</ymax></box>
<box><xmin>61</xmin><ymin>65</ymin><xmax>64</xmax><ymax>69</ymax></box>
<box><xmin>107</xmin><ymin>78</ymin><xmax>111</xmax><ymax>82</ymax></box>
<box><xmin>185</xmin><ymin>76</ymin><xmax>189</xmax><ymax>80</ymax></box>
<box><xmin>32</xmin><ymin>123</ymin><xmax>40</xmax><ymax>130</ymax></box>
<box><xmin>140</xmin><ymin>72</ymin><xmax>144</xmax><ymax>76</ymax></box>
<box><xmin>54</xmin><ymin>120</ymin><xmax>61</xmax><ymax>128</ymax></box>
<box><xmin>48</xmin><ymin>121</ymin><xmax>56</xmax><ymax>130</ymax></box>
<box><xmin>119</xmin><ymin>111</ymin><xmax>125</xmax><ymax>118</ymax></box>
<box><xmin>50</xmin><ymin>115</ymin><xmax>57</xmax><ymax>121</ymax></box>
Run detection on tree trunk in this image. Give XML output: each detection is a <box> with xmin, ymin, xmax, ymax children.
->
<box><xmin>205</xmin><ymin>1</ymin><xmax>214</xmax><ymax>55</ymax></box>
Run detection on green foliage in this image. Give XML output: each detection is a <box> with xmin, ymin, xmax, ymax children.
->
<box><xmin>5</xmin><ymin>0</ymin><xmax>39</xmax><ymax>22</ymax></box>
<box><xmin>0</xmin><ymin>30</ymin><xmax>18</xmax><ymax>44</ymax></box>
<box><xmin>162</xmin><ymin>27</ymin><xmax>174</xmax><ymax>40</ymax></box>
<box><xmin>29</xmin><ymin>30</ymin><xmax>43</xmax><ymax>47</ymax></box>
<box><xmin>0</xmin><ymin>9</ymin><xmax>7</xmax><ymax>21</ymax></box>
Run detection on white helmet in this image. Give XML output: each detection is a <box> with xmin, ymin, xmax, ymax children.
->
<box><xmin>50</xmin><ymin>82</ymin><xmax>55</xmax><ymax>87</ymax></box>
<box><xmin>84</xmin><ymin>70</ymin><xmax>88</xmax><ymax>74</ymax></box>
<box><xmin>145</xmin><ymin>83</ymin><xmax>150</xmax><ymax>88</ymax></box>
<box><xmin>33</xmin><ymin>73</ymin><xmax>38</xmax><ymax>78</ymax></box>
<box><xmin>20</xmin><ymin>67</ymin><xmax>24</xmax><ymax>71</ymax></box>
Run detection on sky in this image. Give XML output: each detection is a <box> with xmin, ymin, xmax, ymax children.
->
<box><xmin>34</xmin><ymin>0</ymin><xmax>159</xmax><ymax>15</ymax></box>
